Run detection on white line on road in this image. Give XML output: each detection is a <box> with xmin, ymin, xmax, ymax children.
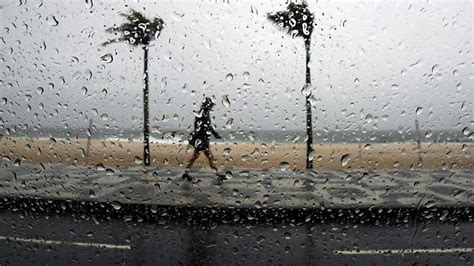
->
<box><xmin>0</xmin><ymin>236</ymin><xmax>131</xmax><ymax>250</ymax></box>
<box><xmin>335</xmin><ymin>247</ymin><xmax>474</xmax><ymax>255</ymax></box>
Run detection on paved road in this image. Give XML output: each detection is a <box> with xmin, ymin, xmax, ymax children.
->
<box><xmin>1</xmin><ymin>163</ymin><xmax>473</xmax><ymax>209</ymax></box>
<box><xmin>0</xmin><ymin>211</ymin><xmax>472</xmax><ymax>265</ymax></box>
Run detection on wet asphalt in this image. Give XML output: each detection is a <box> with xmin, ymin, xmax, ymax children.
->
<box><xmin>0</xmin><ymin>210</ymin><xmax>472</xmax><ymax>265</ymax></box>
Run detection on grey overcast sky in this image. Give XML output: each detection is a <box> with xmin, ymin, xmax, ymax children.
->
<box><xmin>1</xmin><ymin>0</ymin><xmax>472</xmax><ymax>134</ymax></box>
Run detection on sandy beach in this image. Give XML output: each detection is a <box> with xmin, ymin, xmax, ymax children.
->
<box><xmin>0</xmin><ymin>137</ymin><xmax>472</xmax><ymax>170</ymax></box>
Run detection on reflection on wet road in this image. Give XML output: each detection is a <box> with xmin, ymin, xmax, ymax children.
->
<box><xmin>0</xmin><ymin>212</ymin><xmax>472</xmax><ymax>265</ymax></box>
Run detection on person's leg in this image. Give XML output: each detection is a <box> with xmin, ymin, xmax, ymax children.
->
<box><xmin>204</xmin><ymin>149</ymin><xmax>225</xmax><ymax>182</ymax></box>
<box><xmin>203</xmin><ymin>149</ymin><xmax>218</xmax><ymax>171</ymax></box>
<box><xmin>184</xmin><ymin>149</ymin><xmax>200</xmax><ymax>173</ymax></box>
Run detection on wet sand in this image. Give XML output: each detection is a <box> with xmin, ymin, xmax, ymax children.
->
<box><xmin>1</xmin><ymin>137</ymin><xmax>472</xmax><ymax>170</ymax></box>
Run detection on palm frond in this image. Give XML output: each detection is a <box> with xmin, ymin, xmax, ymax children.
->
<box><xmin>102</xmin><ymin>37</ymin><xmax>129</xmax><ymax>46</ymax></box>
<box><xmin>105</xmin><ymin>9</ymin><xmax>165</xmax><ymax>46</ymax></box>
<box><xmin>267</xmin><ymin>2</ymin><xmax>314</xmax><ymax>39</ymax></box>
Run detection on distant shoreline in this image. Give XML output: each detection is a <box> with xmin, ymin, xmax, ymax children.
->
<box><xmin>1</xmin><ymin>135</ymin><xmax>472</xmax><ymax>145</ymax></box>
<box><xmin>2</xmin><ymin>128</ymin><xmax>471</xmax><ymax>144</ymax></box>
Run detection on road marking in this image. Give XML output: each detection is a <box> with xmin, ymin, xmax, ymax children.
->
<box><xmin>335</xmin><ymin>247</ymin><xmax>474</xmax><ymax>255</ymax></box>
<box><xmin>0</xmin><ymin>236</ymin><xmax>131</xmax><ymax>250</ymax></box>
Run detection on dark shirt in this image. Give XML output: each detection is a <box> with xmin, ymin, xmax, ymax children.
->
<box><xmin>190</xmin><ymin>111</ymin><xmax>219</xmax><ymax>150</ymax></box>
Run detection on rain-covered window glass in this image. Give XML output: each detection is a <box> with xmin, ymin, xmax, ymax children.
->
<box><xmin>0</xmin><ymin>0</ymin><xmax>472</xmax><ymax>264</ymax></box>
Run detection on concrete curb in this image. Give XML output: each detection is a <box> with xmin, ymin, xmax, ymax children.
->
<box><xmin>1</xmin><ymin>196</ymin><xmax>472</xmax><ymax>224</ymax></box>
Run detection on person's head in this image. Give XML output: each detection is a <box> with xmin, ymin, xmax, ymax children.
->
<box><xmin>201</xmin><ymin>97</ymin><xmax>215</xmax><ymax>112</ymax></box>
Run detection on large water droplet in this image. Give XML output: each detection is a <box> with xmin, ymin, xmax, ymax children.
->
<box><xmin>96</xmin><ymin>163</ymin><xmax>105</xmax><ymax>171</ymax></box>
<box><xmin>101</xmin><ymin>53</ymin><xmax>113</xmax><ymax>63</ymax></box>
<box><xmin>85</xmin><ymin>0</ymin><xmax>93</xmax><ymax>9</ymax></box>
<box><xmin>36</xmin><ymin>87</ymin><xmax>44</xmax><ymax>95</ymax></box>
<box><xmin>47</xmin><ymin>15</ymin><xmax>59</xmax><ymax>26</ymax></box>
<box><xmin>101</xmin><ymin>113</ymin><xmax>108</xmax><ymax>121</ymax></box>
<box><xmin>279</xmin><ymin>161</ymin><xmax>289</xmax><ymax>171</ymax></box>
<box><xmin>462</xmin><ymin>127</ymin><xmax>471</xmax><ymax>136</ymax></box>
<box><xmin>222</xmin><ymin>95</ymin><xmax>230</xmax><ymax>108</ymax></box>
<box><xmin>85</xmin><ymin>69</ymin><xmax>93</xmax><ymax>80</ymax></box>
<box><xmin>111</xmin><ymin>201</ymin><xmax>122</xmax><ymax>210</ymax></box>
<box><xmin>301</xmin><ymin>84</ymin><xmax>312</xmax><ymax>96</ymax></box>
<box><xmin>416</xmin><ymin>106</ymin><xmax>423</xmax><ymax>115</ymax></box>
<box><xmin>341</xmin><ymin>154</ymin><xmax>351</xmax><ymax>167</ymax></box>
<box><xmin>226</xmin><ymin>73</ymin><xmax>234</xmax><ymax>82</ymax></box>
<box><xmin>225</xmin><ymin>118</ymin><xmax>234</xmax><ymax>129</ymax></box>
<box><xmin>308</xmin><ymin>95</ymin><xmax>320</xmax><ymax>106</ymax></box>
<box><xmin>134</xmin><ymin>156</ymin><xmax>143</xmax><ymax>164</ymax></box>
<box><xmin>425</xmin><ymin>130</ymin><xmax>433</xmax><ymax>138</ymax></box>
<box><xmin>225</xmin><ymin>170</ymin><xmax>234</xmax><ymax>180</ymax></box>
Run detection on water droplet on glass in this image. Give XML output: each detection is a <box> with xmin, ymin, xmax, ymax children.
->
<box><xmin>101</xmin><ymin>113</ymin><xmax>108</xmax><ymax>121</ymax></box>
<box><xmin>85</xmin><ymin>69</ymin><xmax>93</xmax><ymax>80</ymax></box>
<box><xmin>308</xmin><ymin>95</ymin><xmax>320</xmax><ymax>106</ymax></box>
<box><xmin>134</xmin><ymin>156</ymin><xmax>143</xmax><ymax>164</ymax></box>
<box><xmin>85</xmin><ymin>0</ymin><xmax>93</xmax><ymax>9</ymax></box>
<box><xmin>301</xmin><ymin>84</ymin><xmax>312</xmax><ymax>96</ymax></box>
<box><xmin>279</xmin><ymin>161</ymin><xmax>290</xmax><ymax>171</ymax></box>
<box><xmin>225</xmin><ymin>170</ymin><xmax>234</xmax><ymax>180</ymax></box>
<box><xmin>431</xmin><ymin>64</ymin><xmax>439</xmax><ymax>74</ymax></box>
<box><xmin>95</xmin><ymin>163</ymin><xmax>105</xmax><ymax>171</ymax></box>
<box><xmin>101</xmin><ymin>53</ymin><xmax>113</xmax><ymax>63</ymax></box>
<box><xmin>341</xmin><ymin>154</ymin><xmax>351</xmax><ymax>167</ymax></box>
<box><xmin>111</xmin><ymin>201</ymin><xmax>122</xmax><ymax>210</ymax></box>
<box><xmin>416</xmin><ymin>106</ymin><xmax>423</xmax><ymax>115</ymax></box>
<box><xmin>47</xmin><ymin>15</ymin><xmax>59</xmax><ymax>26</ymax></box>
<box><xmin>462</xmin><ymin>127</ymin><xmax>471</xmax><ymax>136</ymax></box>
<box><xmin>225</xmin><ymin>73</ymin><xmax>234</xmax><ymax>82</ymax></box>
<box><xmin>225</xmin><ymin>118</ymin><xmax>234</xmax><ymax>129</ymax></box>
<box><xmin>425</xmin><ymin>130</ymin><xmax>433</xmax><ymax>138</ymax></box>
<box><xmin>222</xmin><ymin>95</ymin><xmax>230</xmax><ymax>108</ymax></box>
<box><xmin>36</xmin><ymin>87</ymin><xmax>44</xmax><ymax>95</ymax></box>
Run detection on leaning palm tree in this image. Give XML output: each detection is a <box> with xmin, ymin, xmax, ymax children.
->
<box><xmin>103</xmin><ymin>10</ymin><xmax>164</xmax><ymax>166</ymax></box>
<box><xmin>268</xmin><ymin>1</ymin><xmax>315</xmax><ymax>169</ymax></box>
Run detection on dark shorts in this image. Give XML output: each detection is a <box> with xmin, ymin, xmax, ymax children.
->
<box><xmin>194</xmin><ymin>139</ymin><xmax>210</xmax><ymax>152</ymax></box>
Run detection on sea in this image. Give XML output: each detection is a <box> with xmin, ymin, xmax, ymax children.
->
<box><xmin>2</xmin><ymin>125</ymin><xmax>472</xmax><ymax>144</ymax></box>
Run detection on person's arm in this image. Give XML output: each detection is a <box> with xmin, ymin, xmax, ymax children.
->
<box><xmin>211</xmin><ymin>126</ymin><xmax>221</xmax><ymax>139</ymax></box>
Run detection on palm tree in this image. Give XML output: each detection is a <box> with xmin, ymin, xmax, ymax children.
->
<box><xmin>103</xmin><ymin>10</ymin><xmax>164</xmax><ymax>166</ymax></box>
<box><xmin>268</xmin><ymin>1</ymin><xmax>315</xmax><ymax>169</ymax></box>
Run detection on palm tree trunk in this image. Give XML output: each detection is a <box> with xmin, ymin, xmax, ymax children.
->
<box><xmin>143</xmin><ymin>46</ymin><xmax>151</xmax><ymax>166</ymax></box>
<box><xmin>304</xmin><ymin>37</ymin><xmax>313</xmax><ymax>169</ymax></box>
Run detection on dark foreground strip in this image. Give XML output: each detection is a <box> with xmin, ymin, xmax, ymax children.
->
<box><xmin>0</xmin><ymin>197</ymin><xmax>472</xmax><ymax>225</ymax></box>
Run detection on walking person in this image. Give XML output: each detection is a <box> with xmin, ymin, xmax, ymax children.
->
<box><xmin>182</xmin><ymin>97</ymin><xmax>225</xmax><ymax>182</ymax></box>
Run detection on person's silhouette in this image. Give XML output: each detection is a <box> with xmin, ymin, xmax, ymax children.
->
<box><xmin>182</xmin><ymin>97</ymin><xmax>225</xmax><ymax>182</ymax></box>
